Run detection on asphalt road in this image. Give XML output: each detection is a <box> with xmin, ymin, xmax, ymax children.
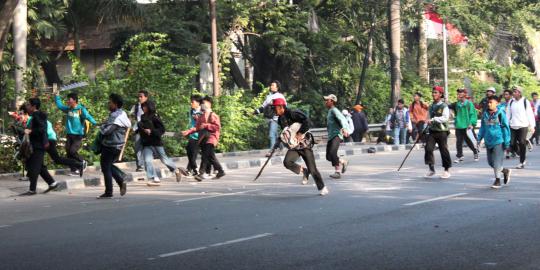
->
<box><xmin>1</xmin><ymin>146</ymin><xmax>540</xmax><ymax>270</ymax></box>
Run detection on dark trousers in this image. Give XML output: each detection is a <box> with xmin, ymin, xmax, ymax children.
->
<box><xmin>412</xmin><ymin>121</ymin><xmax>426</xmax><ymax>143</ymax></box>
<box><xmin>47</xmin><ymin>140</ymin><xmax>82</xmax><ymax>170</ymax></box>
<box><xmin>530</xmin><ymin>121</ymin><xmax>540</xmax><ymax>144</ymax></box>
<box><xmin>283</xmin><ymin>148</ymin><xmax>325</xmax><ymax>190</ymax></box>
<box><xmin>326</xmin><ymin>136</ymin><xmax>342</xmax><ymax>166</ymax></box>
<box><xmin>511</xmin><ymin>127</ymin><xmax>529</xmax><ymax>163</ymax></box>
<box><xmin>26</xmin><ymin>149</ymin><xmax>55</xmax><ymax>192</ymax></box>
<box><xmin>425</xmin><ymin>131</ymin><xmax>452</xmax><ymax>170</ymax></box>
<box><xmin>352</xmin><ymin>130</ymin><xmax>366</xmax><ymax>142</ymax></box>
<box><xmin>186</xmin><ymin>138</ymin><xmax>199</xmax><ymax>174</ymax></box>
<box><xmin>100</xmin><ymin>146</ymin><xmax>125</xmax><ymax>195</ymax></box>
<box><xmin>66</xmin><ymin>134</ymin><xmax>83</xmax><ymax>172</ymax></box>
<box><xmin>455</xmin><ymin>128</ymin><xmax>478</xmax><ymax>158</ymax></box>
<box><xmin>200</xmin><ymin>143</ymin><xmax>223</xmax><ymax>175</ymax></box>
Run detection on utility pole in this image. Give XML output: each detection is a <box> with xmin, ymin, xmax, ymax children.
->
<box><xmin>209</xmin><ymin>0</ymin><xmax>220</xmax><ymax>96</ymax></box>
<box><xmin>13</xmin><ymin>0</ymin><xmax>27</xmax><ymax>107</ymax></box>
<box><xmin>442</xmin><ymin>19</ymin><xmax>449</xmax><ymax>102</ymax></box>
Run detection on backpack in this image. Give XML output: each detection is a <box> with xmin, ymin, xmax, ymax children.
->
<box><xmin>263</xmin><ymin>105</ymin><xmax>275</xmax><ymax>119</ymax></box>
<box><xmin>77</xmin><ymin>106</ymin><xmax>91</xmax><ymax>137</ymax></box>
<box><xmin>197</xmin><ymin>112</ymin><xmax>214</xmax><ymax>145</ymax></box>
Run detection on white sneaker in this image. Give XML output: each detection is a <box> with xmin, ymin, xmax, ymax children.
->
<box><xmin>454</xmin><ymin>157</ymin><xmax>464</xmax><ymax>163</ymax></box>
<box><xmin>202</xmin><ymin>173</ymin><xmax>212</xmax><ymax>179</ymax></box>
<box><xmin>319</xmin><ymin>186</ymin><xmax>329</xmax><ymax>196</ymax></box>
<box><xmin>424</xmin><ymin>170</ymin><xmax>436</xmax><ymax>178</ymax></box>
<box><xmin>147</xmin><ymin>177</ymin><xmax>161</xmax><ymax>186</ymax></box>
<box><xmin>440</xmin><ymin>171</ymin><xmax>451</xmax><ymax>179</ymax></box>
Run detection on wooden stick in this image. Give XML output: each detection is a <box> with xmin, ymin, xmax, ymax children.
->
<box><xmin>118</xmin><ymin>128</ymin><xmax>131</xmax><ymax>162</ymax></box>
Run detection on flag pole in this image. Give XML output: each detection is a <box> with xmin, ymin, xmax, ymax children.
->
<box><xmin>442</xmin><ymin>19</ymin><xmax>449</xmax><ymax>102</ymax></box>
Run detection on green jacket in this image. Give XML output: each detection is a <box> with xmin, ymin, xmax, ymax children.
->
<box><xmin>452</xmin><ymin>100</ymin><xmax>477</xmax><ymax>129</ymax></box>
<box><xmin>327</xmin><ymin>107</ymin><xmax>349</xmax><ymax>140</ymax></box>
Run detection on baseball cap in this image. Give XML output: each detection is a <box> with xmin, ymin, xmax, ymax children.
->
<box><xmin>323</xmin><ymin>94</ymin><xmax>337</xmax><ymax>102</ymax></box>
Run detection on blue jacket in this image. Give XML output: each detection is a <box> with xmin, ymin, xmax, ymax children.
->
<box><xmin>477</xmin><ymin>108</ymin><xmax>511</xmax><ymax>149</ymax></box>
<box><xmin>55</xmin><ymin>96</ymin><xmax>97</xmax><ymax>135</ymax></box>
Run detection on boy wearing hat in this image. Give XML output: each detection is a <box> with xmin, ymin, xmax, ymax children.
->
<box><xmin>479</xmin><ymin>87</ymin><xmax>497</xmax><ymax>114</ymax></box>
<box><xmin>451</xmin><ymin>88</ymin><xmax>479</xmax><ymax>163</ymax></box>
<box><xmin>425</xmin><ymin>86</ymin><xmax>452</xmax><ymax>179</ymax></box>
<box><xmin>324</xmin><ymin>94</ymin><xmax>350</xmax><ymax>179</ymax></box>
<box><xmin>351</xmin><ymin>104</ymin><xmax>369</xmax><ymax>142</ymax></box>
<box><xmin>273</xmin><ymin>98</ymin><xmax>328</xmax><ymax>195</ymax></box>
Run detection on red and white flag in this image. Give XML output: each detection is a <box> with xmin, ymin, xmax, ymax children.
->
<box><xmin>424</xmin><ymin>10</ymin><xmax>468</xmax><ymax>45</ymax></box>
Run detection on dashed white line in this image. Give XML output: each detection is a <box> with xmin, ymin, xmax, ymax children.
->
<box><xmin>0</xmin><ymin>225</ymin><xmax>11</xmax><ymax>229</ymax></box>
<box><xmin>172</xmin><ymin>189</ymin><xmax>260</xmax><ymax>203</ymax></box>
<box><xmin>404</xmin><ymin>193</ymin><xmax>468</xmax><ymax>206</ymax></box>
<box><xmin>153</xmin><ymin>233</ymin><xmax>273</xmax><ymax>259</ymax></box>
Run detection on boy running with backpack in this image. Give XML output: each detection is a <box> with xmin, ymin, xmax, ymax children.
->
<box><xmin>54</xmin><ymin>91</ymin><xmax>97</xmax><ymax>176</ymax></box>
<box><xmin>324</xmin><ymin>94</ymin><xmax>350</xmax><ymax>179</ymax></box>
<box><xmin>477</xmin><ymin>96</ymin><xmax>512</xmax><ymax>189</ymax></box>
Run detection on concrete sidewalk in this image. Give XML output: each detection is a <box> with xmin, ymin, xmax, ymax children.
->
<box><xmin>0</xmin><ymin>143</ymin><xmax>417</xmax><ymax>197</ymax></box>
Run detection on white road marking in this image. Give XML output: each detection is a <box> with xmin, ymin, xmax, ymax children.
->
<box><xmin>158</xmin><ymin>247</ymin><xmax>208</xmax><ymax>258</ymax></box>
<box><xmin>208</xmin><ymin>233</ymin><xmax>273</xmax><ymax>247</ymax></box>
<box><xmin>0</xmin><ymin>225</ymin><xmax>11</xmax><ymax>229</ymax></box>
<box><xmin>404</xmin><ymin>193</ymin><xmax>468</xmax><ymax>206</ymax></box>
<box><xmin>172</xmin><ymin>189</ymin><xmax>260</xmax><ymax>203</ymax></box>
<box><xmin>155</xmin><ymin>233</ymin><xmax>272</xmax><ymax>259</ymax></box>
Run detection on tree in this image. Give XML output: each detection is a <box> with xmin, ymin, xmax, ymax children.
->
<box><xmin>0</xmin><ymin>0</ymin><xmax>19</xmax><ymax>62</ymax></box>
<box><xmin>388</xmin><ymin>0</ymin><xmax>401</xmax><ymax>107</ymax></box>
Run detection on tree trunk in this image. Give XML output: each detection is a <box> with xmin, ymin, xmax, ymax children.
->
<box><xmin>0</xmin><ymin>0</ymin><xmax>19</xmax><ymax>62</ymax></box>
<box><xmin>355</xmin><ymin>12</ymin><xmax>376</xmax><ymax>105</ymax></box>
<box><xmin>209</xmin><ymin>0</ymin><xmax>220</xmax><ymax>96</ymax></box>
<box><xmin>388</xmin><ymin>0</ymin><xmax>401</xmax><ymax>107</ymax></box>
<box><xmin>417</xmin><ymin>0</ymin><xmax>428</xmax><ymax>82</ymax></box>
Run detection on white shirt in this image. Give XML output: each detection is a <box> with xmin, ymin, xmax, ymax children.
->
<box><xmin>507</xmin><ymin>97</ymin><xmax>536</xmax><ymax>129</ymax></box>
<box><xmin>257</xmin><ymin>92</ymin><xmax>286</xmax><ymax>121</ymax></box>
<box><xmin>130</xmin><ymin>103</ymin><xmax>143</xmax><ymax>131</ymax></box>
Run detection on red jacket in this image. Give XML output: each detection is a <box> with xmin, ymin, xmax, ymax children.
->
<box><xmin>188</xmin><ymin>111</ymin><xmax>221</xmax><ymax>146</ymax></box>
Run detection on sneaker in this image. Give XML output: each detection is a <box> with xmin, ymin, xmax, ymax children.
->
<box><xmin>440</xmin><ymin>170</ymin><xmax>451</xmax><ymax>179</ymax></box>
<box><xmin>329</xmin><ymin>172</ymin><xmax>341</xmax><ymax>179</ymax></box>
<box><xmin>18</xmin><ymin>176</ymin><xmax>29</xmax><ymax>181</ymax></box>
<box><xmin>20</xmin><ymin>190</ymin><xmax>37</xmax><ymax>196</ymax></box>
<box><xmin>474</xmin><ymin>154</ymin><xmax>479</xmax><ymax>162</ymax></box>
<box><xmin>502</xmin><ymin>168</ymin><xmax>511</xmax><ymax>185</ymax></box>
<box><xmin>319</xmin><ymin>186</ymin><xmax>329</xmax><ymax>196</ymax></box>
<box><xmin>454</xmin><ymin>157</ymin><xmax>464</xmax><ymax>163</ymax></box>
<box><xmin>341</xmin><ymin>159</ymin><xmax>348</xmax><ymax>174</ymax></box>
<box><xmin>135</xmin><ymin>167</ymin><xmax>144</xmax><ymax>172</ymax></box>
<box><xmin>424</xmin><ymin>170</ymin><xmax>436</xmax><ymax>178</ymax></box>
<box><xmin>80</xmin><ymin>160</ymin><xmax>87</xmax><ymax>177</ymax></box>
<box><xmin>202</xmin><ymin>173</ymin><xmax>212</xmax><ymax>179</ymax></box>
<box><xmin>43</xmin><ymin>182</ymin><xmax>59</xmax><ymax>193</ymax></box>
<box><xmin>194</xmin><ymin>174</ymin><xmax>204</xmax><ymax>182</ymax></box>
<box><xmin>97</xmin><ymin>193</ymin><xmax>113</xmax><ymax>199</ymax></box>
<box><xmin>178</xmin><ymin>167</ymin><xmax>189</xmax><ymax>176</ymax></box>
<box><xmin>120</xmin><ymin>181</ymin><xmax>127</xmax><ymax>196</ymax></box>
<box><xmin>302</xmin><ymin>168</ymin><xmax>310</xmax><ymax>185</ymax></box>
<box><xmin>147</xmin><ymin>177</ymin><xmax>161</xmax><ymax>186</ymax></box>
<box><xmin>174</xmin><ymin>169</ymin><xmax>182</xmax><ymax>183</ymax></box>
<box><xmin>516</xmin><ymin>163</ymin><xmax>525</xmax><ymax>169</ymax></box>
<box><xmin>69</xmin><ymin>170</ymin><xmax>80</xmax><ymax>177</ymax></box>
<box><xmin>265</xmin><ymin>151</ymin><xmax>272</xmax><ymax>158</ymax></box>
<box><xmin>213</xmin><ymin>171</ymin><xmax>225</xmax><ymax>179</ymax></box>
<box><xmin>491</xmin><ymin>178</ymin><xmax>502</xmax><ymax>189</ymax></box>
